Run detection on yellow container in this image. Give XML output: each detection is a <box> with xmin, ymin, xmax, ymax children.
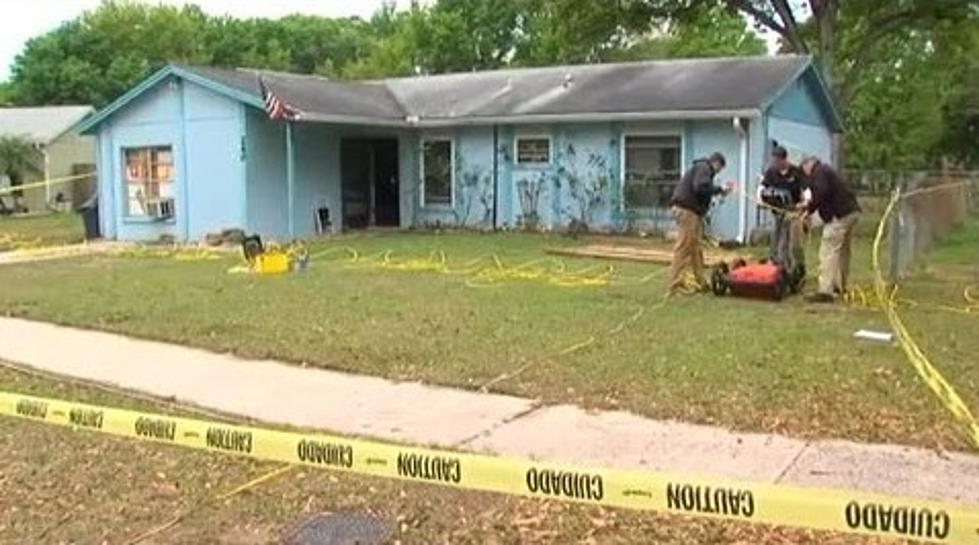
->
<box><xmin>255</xmin><ymin>252</ymin><xmax>290</xmax><ymax>274</ymax></box>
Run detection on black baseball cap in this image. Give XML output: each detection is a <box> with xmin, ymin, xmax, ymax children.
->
<box><xmin>709</xmin><ymin>152</ymin><xmax>726</xmax><ymax>168</ymax></box>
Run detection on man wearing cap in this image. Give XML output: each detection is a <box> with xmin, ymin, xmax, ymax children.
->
<box><xmin>799</xmin><ymin>156</ymin><xmax>861</xmax><ymax>303</ymax></box>
<box><xmin>758</xmin><ymin>145</ymin><xmax>807</xmax><ymax>277</ymax></box>
<box><xmin>669</xmin><ymin>152</ymin><xmax>735</xmax><ymax>293</ymax></box>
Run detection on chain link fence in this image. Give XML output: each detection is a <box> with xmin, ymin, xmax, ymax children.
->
<box><xmin>846</xmin><ymin>169</ymin><xmax>979</xmax><ymax>281</ymax></box>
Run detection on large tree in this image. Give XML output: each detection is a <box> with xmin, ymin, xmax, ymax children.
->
<box><xmin>726</xmin><ymin>0</ymin><xmax>977</xmax><ymax>168</ymax></box>
<box><xmin>8</xmin><ymin>1</ymin><xmax>373</xmax><ymax>106</ymax></box>
<box><xmin>345</xmin><ymin>0</ymin><xmax>765</xmax><ymax>77</ymax></box>
<box><xmin>726</xmin><ymin>0</ymin><xmax>973</xmax><ymax>106</ymax></box>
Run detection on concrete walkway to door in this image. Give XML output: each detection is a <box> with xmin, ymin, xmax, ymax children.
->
<box><xmin>1</xmin><ymin>317</ymin><xmax>978</xmax><ymax>506</ymax></box>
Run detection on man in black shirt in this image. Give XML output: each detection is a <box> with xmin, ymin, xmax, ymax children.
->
<box><xmin>758</xmin><ymin>146</ymin><xmax>806</xmax><ymax>277</ymax></box>
<box><xmin>799</xmin><ymin>156</ymin><xmax>861</xmax><ymax>302</ymax></box>
<box><xmin>669</xmin><ymin>152</ymin><xmax>735</xmax><ymax>293</ymax></box>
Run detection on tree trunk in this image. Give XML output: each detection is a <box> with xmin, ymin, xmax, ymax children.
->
<box><xmin>814</xmin><ymin>1</ymin><xmax>843</xmax><ymax>167</ymax></box>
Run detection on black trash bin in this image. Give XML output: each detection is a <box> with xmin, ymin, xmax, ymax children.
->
<box><xmin>79</xmin><ymin>196</ymin><xmax>100</xmax><ymax>240</ymax></box>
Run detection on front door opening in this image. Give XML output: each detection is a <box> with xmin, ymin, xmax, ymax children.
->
<box><xmin>340</xmin><ymin>138</ymin><xmax>400</xmax><ymax>229</ymax></box>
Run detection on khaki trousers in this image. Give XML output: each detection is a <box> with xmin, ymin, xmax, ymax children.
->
<box><xmin>670</xmin><ymin>206</ymin><xmax>705</xmax><ymax>291</ymax></box>
<box><xmin>818</xmin><ymin>211</ymin><xmax>860</xmax><ymax>295</ymax></box>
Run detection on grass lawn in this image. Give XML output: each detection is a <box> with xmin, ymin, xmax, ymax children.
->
<box><xmin>0</xmin><ymin>365</ymin><xmax>902</xmax><ymax>544</ymax></box>
<box><xmin>0</xmin><ymin>212</ymin><xmax>85</xmax><ymax>249</ymax></box>
<box><xmin>0</xmin><ymin>214</ymin><xmax>975</xmax><ymax>450</ymax></box>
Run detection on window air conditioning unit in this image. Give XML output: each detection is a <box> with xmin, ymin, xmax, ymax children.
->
<box><xmin>145</xmin><ymin>197</ymin><xmax>175</xmax><ymax>219</ymax></box>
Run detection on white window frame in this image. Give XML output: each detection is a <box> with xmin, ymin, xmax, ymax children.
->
<box><xmin>419</xmin><ymin>137</ymin><xmax>455</xmax><ymax>208</ymax></box>
<box><xmin>121</xmin><ymin>144</ymin><xmax>176</xmax><ymax>218</ymax></box>
<box><xmin>619</xmin><ymin>131</ymin><xmax>685</xmax><ymax>211</ymax></box>
<box><xmin>514</xmin><ymin>134</ymin><xmax>553</xmax><ymax>166</ymax></box>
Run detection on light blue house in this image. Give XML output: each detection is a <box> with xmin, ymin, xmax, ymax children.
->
<box><xmin>77</xmin><ymin>55</ymin><xmax>840</xmax><ymax>242</ymax></box>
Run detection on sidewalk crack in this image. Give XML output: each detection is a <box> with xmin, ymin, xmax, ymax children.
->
<box><xmin>452</xmin><ymin>400</ymin><xmax>545</xmax><ymax>448</ymax></box>
<box><xmin>774</xmin><ymin>442</ymin><xmax>810</xmax><ymax>483</ymax></box>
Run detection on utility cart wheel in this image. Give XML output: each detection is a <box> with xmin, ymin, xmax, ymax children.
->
<box><xmin>789</xmin><ymin>264</ymin><xmax>806</xmax><ymax>294</ymax></box>
<box><xmin>711</xmin><ymin>263</ymin><xmax>730</xmax><ymax>296</ymax></box>
<box><xmin>773</xmin><ymin>268</ymin><xmax>790</xmax><ymax>300</ymax></box>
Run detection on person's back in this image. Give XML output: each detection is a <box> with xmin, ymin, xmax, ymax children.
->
<box><xmin>801</xmin><ymin>157</ymin><xmax>861</xmax><ymax>302</ymax></box>
<box><xmin>672</xmin><ymin>158</ymin><xmax>720</xmax><ymax>217</ymax></box>
<box><xmin>807</xmin><ymin>162</ymin><xmax>860</xmax><ymax>223</ymax></box>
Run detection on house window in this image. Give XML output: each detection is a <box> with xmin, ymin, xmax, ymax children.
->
<box><xmin>421</xmin><ymin>139</ymin><xmax>453</xmax><ymax>206</ymax></box>
<box><xmin>623</xmin><ymin>135</ymin><xmax>681</xmax><ymax>209</ymax></box>
<box><xmin>123</xmin><ymin>146</ymin><xmax>174</xmax><ymax>217</ymax></box>
<box><xmin>515</xmin><ymin>136</ymin><xmax>551</xmax><ymax>165</ymax></box>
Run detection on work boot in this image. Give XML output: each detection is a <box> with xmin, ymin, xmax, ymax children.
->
<box><xmin>805</xmin><ymin>292</ymin><xmax>835</xmax><ymax>304</ymax></box>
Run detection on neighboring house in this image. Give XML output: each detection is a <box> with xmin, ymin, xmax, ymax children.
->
<box><xmin>77</xmin><ymin>55</ymin><xmax>840</xmax><ymax>242</ymax></box>
<box><xmin>0</xmin><ymin>105</ymin><xmax>97</xmax><ymax>212</ymax></box>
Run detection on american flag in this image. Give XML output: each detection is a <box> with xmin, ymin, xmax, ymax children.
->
<box><xmin>259</xmin><ymin>76</ymin><xmax>301</xmax><ymax>121</ymax></box>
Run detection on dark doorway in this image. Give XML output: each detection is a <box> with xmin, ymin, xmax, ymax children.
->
<box><xmin>340</xmin><ymin>138</ymin><xmax>400</xmax><ymax>229</ymax></box>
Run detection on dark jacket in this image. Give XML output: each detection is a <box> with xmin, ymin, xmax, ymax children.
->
<box><xmin>671</xmin><ymin>159</ymin><xmax>724</xmax><ymax>216</ymax></box>
<box><xmin>806</xmin><ymin>162</ymin><xmax>860</xmax><ymax>222</ymax></box>
<box><xmin>761</xmin><ymin>164</ymin><xmax>805</xmax><ymax>204</ymax></box>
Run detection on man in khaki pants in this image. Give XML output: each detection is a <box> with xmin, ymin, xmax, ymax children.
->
<box><xmin>669</xmin><ymin>152</ymin><xmax>734</xmax><ymax>293</ymax></box>
<box><xmin>799</xmin><ymin>156</ymin><xmax>861</xmax><ymax>302</ymax></box>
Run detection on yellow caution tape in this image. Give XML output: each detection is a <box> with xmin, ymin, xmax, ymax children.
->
<box><xmin>0</xmin><ymin>171</ymin><xmax>95</xmax><ymax>196</ymax></box>
<box><xmin>0</xmin><ymin>390</ymin><xmax>976</xmax><ymax>543</ymax></box>
<box><xmin>872</xmin><ymin>189</ymin><xmax>979</xmax><ymax>449</ymax></box>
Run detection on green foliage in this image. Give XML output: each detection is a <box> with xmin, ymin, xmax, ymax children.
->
<box><xmin>346</xmin><ymin>0</ymin><xmax>764</xmax><ymax>77</ymax></box>
<box><xmin>731</xmin><ymin>0</ymin><xmax>979</xmax><ymax>168</ymax></box>
<box><xmin>0</xmin><ymin>137</ymin><xmax>41</xmax><ymax>185</ymax></box>
<box><xmin>616</xmin><ymin>3</ymin><xmax>766</xmax><ymax>61</ymax></box>
<box><xmin>9</xmin><ymin>1</ymin><xmax>372</xmax><ymax>106</ymax></box>
<box><xmin>835</xmin><ymin>5</ymin><xmax>979</xmax><ymax>168</ymax></box>
<box><xmin>0</xmin><ymin>82</ymin><xmax>11</xmax><ymax>105</ymax></box>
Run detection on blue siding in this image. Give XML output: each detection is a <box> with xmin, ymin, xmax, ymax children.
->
<box><xmin>96</xmin><ymin>132</ymin><xmax>115</xmax><ymax>239</ymax></box>
<box><xmin>184</xmin><ymin>82</ymin><xmax>243</xmax><ymax>237</ymax></box>
<box><xmin>244</xmin><ymin>109</ymin><xmax>288</xmax><ymax>237</ymax></box>
<box><xmin>748</xmin><ymin>115</ymin><xmax>768</xmax><ymax>231</ymax></box>
<box><xmin>399</xmin><ymin>130</ymin><xmax>419</xmax><ymax>228</ymax></box>
<box><xmin>94</xmin><ymin>76</ymin><xmax>245</xmax><ymax>241</ymax></box>
<box><xmin>293</xmin><ymin>123</ymin><xmax>341</xmax><ymax>235</ymax></box>
<box><xmin>769</xmin><ymin>72</ymin><xmax>833</xmax><ymax>128</ymax></box>
<box><xmin>413</xmin><ymin>127</ymin><xmax>495</xmax><ymax>228</ymax></box>
<box><xmin>402</xmin><ymin>119</ymin><xmax>754</xmax><ymax>240</ymax></box>
<box><xmin>102</xmin><ymin>80</ymin><xmax>182</xmax><ymax>241</ymax></box>
<box><xmin>685</xmin><ymin>119</ymin><xmax>744</xmax><ymax>239</ymax></box>
<box><xmin>768</xmin><ymin>116</ymin><xmax>831</xmax><ymax>166</ymax></box>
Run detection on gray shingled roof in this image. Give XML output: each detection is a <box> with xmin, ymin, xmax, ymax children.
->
<box><xmin>384</xmin><ymin>55</ymin><xmax>811</xmax><ymax>121</ymax></box>
<box><xmin>180</xmin><ymin>65</ymin><xmax>406</xmax><ymax>121</ymax></box>
<box><xmin>180</xmin><ymin>55</ymin><xmax>815</xmax><ymax>126</ymax></box>
<box><xmin>0</xmin><ymin>105</ymin><xmax>94</xmax><ymax>143</ymax></box>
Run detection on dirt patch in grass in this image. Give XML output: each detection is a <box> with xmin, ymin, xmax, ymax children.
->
<box><xmin>0</xmin><ymin>367</ymin><xmax>911</xmax><ymax>545</ymax></box>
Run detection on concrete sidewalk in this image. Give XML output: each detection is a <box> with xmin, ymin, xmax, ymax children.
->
<box><xmin>1</xmin><ymin>317</ymin><xmax>978</xmax><ymax>505</ymax></box>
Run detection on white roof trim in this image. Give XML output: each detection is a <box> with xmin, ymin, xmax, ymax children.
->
<box><xmin>407</xmin><ymin>109</ymin><xmax>761</xmax><ymax>128</ymax></box>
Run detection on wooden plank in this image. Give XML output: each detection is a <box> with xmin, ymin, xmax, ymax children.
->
<box><xmin>547</xmin><ymin>244</ymin><xmax>742</xmax><ymax>267</ymax></box>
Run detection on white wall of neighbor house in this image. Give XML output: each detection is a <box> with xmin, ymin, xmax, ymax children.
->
<box><xmin>45</xmin><ymin>132</ymin><xmax>97</xmax><ymax>205</ymax></box>
<box><xmin>2</xmin><ymin>131</ymin><xmax>95</xmax><ymax>214</ymax></box>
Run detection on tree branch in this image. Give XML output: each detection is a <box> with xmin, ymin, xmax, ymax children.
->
<box><xmin>725</xmin><ymin>0</ymin><xmax>785</xmax><ymax>35</ymax></box>
<box><xmin>771</xmin><ymin>0</ymin><xmax>809</xmax><ymax>53</ymax></box>
<box><xmin>726</xmin><ymin>0</ymin><xmax>809</xmax><ymax>53</ymax></box>
<box><xmin>837</xmin><ymin>9</ymin><xmax>924</xmax><ymax>103</ymax></box>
